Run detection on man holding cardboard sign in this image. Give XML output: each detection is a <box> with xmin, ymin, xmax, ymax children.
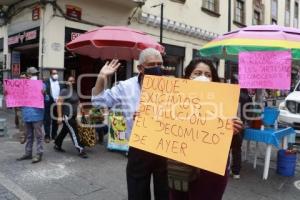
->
<box><xmin>92</xmin><ymin>48</ymin><xmax>168</xmax><ymax>200</ymax></box>
<box><xmin>92</xmin><ymin>49</ymin><xmax>243</xmax><ymax>200</ymax></box>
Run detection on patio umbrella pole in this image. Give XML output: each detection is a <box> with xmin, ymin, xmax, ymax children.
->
<box><xmin>255</xmin><ymin>89</ymin><xmax>265</xmax><ymax>115</ymax></box>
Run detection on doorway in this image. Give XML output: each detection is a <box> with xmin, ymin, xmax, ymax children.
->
<box><xmin>12</xmin><ymin>43</ymin><xmax>39</xmax><ymax>75</ymax></box>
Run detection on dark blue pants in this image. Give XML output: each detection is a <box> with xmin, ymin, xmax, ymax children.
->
<box><xmin>44</xmin><ymin>100</ymin><xmax>58</xmax><ymax>140</ymax></box>
<box><xmin>126</xmin><ymin>147</ymin><xmax>168</xmax><ymax>200</ymax></box>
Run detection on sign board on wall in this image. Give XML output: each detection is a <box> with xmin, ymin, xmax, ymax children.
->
<box><xmin>8</xmin><ymin>28</ymin><xmax>39</xmax><ymax>47</ymax></box>
<box><xmin>32</xmin><ymin>5</ymin><xmax>40</xmax><ymax>21</ymax></box>
<box><xmin>129</xmin><ymin>75</ymin><xmax>240</xmax><ymax>175</ymax></box>
<box><xmin>65</xmin><ymin>27</ymin><xmax>86</xmax><ymax>44</ymax></box>
<box><xmin>66</xmin><ymin>5</ymin><xmax>82</xmax><ymax>20</ymax></box>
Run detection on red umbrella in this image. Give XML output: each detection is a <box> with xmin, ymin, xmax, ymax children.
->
<box><xmin>66</xmin><ymin>26</ymin><xmax>165</xmax><ymax>60</ymax></box>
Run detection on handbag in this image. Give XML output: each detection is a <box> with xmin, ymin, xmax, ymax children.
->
<box><xmin>107</xmin><ymin>111</ymin><xmax>129</xmax><ymax>152</ymax></box>
<box><xmin>77</xmin><ymin>115</ymin><xmax>97</xmax><ymax>147</ymax></box>
<box><xmin>167</xmin><ymin>159</ymin><xmax>199</xmax><ymax>192</ymax></box>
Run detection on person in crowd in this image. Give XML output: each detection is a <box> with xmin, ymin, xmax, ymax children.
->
<box><xmin>230</xmin><ymin>75</ymin><xmax>252</xmax><ymax>179</ymax></box>
<box><xmin>17</xmin><ymin>72</ymin><xmax>28</xmax><ymax>144</ymax></box>
<box><xmin>14</xmin><ymin>73</ymin><xmax>27</xmax><ymax>129</ymax></box>
<box><xmin>54</xmin><ymin>75</ymin><xmax>88</xmax><ymax>158</ymax></box>
<box><xmin>169</xmin><ymin>59</ymin><xmax>244</xmax><ymax>200</ymax></box>
<box><xmin>17</xmin><ymin>67</ymin><xmax>45</xmax><ymax>163</ymax></box>
<box><xmin>44</xmin><ymin>69</ymin><xmax>61</xmax><ymax>143</ymax></box>
<box><xmin>91</xmin><ymin>48</ymin><xmax>169</xmax><ymax>200</ymax></box>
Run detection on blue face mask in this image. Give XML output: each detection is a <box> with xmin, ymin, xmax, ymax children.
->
<box><xmin>143</xmin><ymin>66</ymin><xmax>164</xmax><ymax>76</ymax></box>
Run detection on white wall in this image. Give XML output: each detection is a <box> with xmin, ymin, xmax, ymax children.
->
<box><xmin>143</xmin><ymin>0</ymin><xmax>228</xmax><ymax>35</ymax></box>
<box><xmin>58</xmin><ymin>0</ymin><xmax>133</xmax><ymax>30</ymax></box>
<box><xmin>40</xmin><ymin>4</ymin><xmax>65</xmax><ymax>69</ymax></box>
<box><xmin>7</xmin><ymin>0</ymin><xmax>40</xmax><ymax>35</ymax></box>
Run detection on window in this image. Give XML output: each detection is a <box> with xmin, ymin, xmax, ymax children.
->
<box><xmin>271</xmin><ymin>0</ymin><xmax>278</xmax><ymax>23</ymax></box>
<box><xmin>252</xmin><ymin>0</ymin><xmax>264</xmax><ymax>25</ymax></box>
<box><xmin>170</xmin><ymin>0</ymin><xmax>186</xmax><ymax>3</ymax></box>
<box><xmin>234</xmin><ymin>0</ymin><xmax>245</xmax><ymax>25</ymax></box>
<box><xmin>294</xmin><ymin>1</ymin><xmax>299</xmax><ymax>28</ymax></box>
<box><xmin>253</xmin><ymin>10</ymin><xmax>261</xmax><ymax>25</ymax></box>
<box><xmin>202</xmin><ymin>0</ymin><xmax>220</xmax><ymax>17</ymax></box>
<box><xmin>272</xmin><ymin>19</ymin><xmax>277</xmax><ymax>24</ymax></box>
<box><xmin>285</xmin><ymin>0</ymin><xmax>291</xmax><ymax>26</ymax></box>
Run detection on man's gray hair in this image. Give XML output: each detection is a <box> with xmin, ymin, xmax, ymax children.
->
<box><xmin>139</xmin><ymin>48</ymin><xmax>162</xmax><ymax>64</ymax></box>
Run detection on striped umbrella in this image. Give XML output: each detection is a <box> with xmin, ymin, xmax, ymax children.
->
<box><xmin>199</xmin><ymin>25</ymin><xmax>300</xmax><ymax>62</ymax></box>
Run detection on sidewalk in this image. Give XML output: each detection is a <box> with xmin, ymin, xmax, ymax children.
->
<box><xmin>0</xmin><ymin>184</ymin><xmax>19</xmax><ymax>200</ymax></box>
<box><xmin>0</xmin><ymin>108</ymin><xmax>299</xmax><ymax>200</ymax></box>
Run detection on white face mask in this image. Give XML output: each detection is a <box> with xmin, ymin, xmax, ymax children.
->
<box><xmin>52</xmin><ymin>74</ymin><xmax>59</xmax><ymax>80</ymax></box>
<box><xmin>30</xmin><ymin>76</ymin><xmax>38</xmax><ymax>80</ymax></box>
<box><xmin>193</xmin><ymin>75</ymin><xmax>211</xmax><ymax>82</ymax></box>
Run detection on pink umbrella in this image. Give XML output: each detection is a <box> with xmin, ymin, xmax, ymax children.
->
<box><xmin>66</xmin><ymin>26</ymin><xmax>165</xmax><ymax>60</ymax></box>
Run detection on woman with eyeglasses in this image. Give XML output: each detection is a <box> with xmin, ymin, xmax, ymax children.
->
<box><xmin>169</xmin><ymin>58</ymin><xmax>244</xmax><ymax>200</ymax></box>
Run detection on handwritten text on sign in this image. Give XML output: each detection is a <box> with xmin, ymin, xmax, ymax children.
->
<box><xmin>129</xmin><ymin>75</ymin><xmax>240</xmax><ymax>175</ymax></box>
<box><xmin>238</xmin><ymin>51</ymin><xmax>291</xmax><ymax>90</ymax></box>
<box><xmin>4</xmin><ymin>79</ymin><xmax>44</xmax><ymax>108</ymax></box>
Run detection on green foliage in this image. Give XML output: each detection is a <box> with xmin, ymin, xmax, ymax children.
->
<box><xmin>89</xmin><ymin>107</ymin><xmax>104</xmax><ymax>124</ymax></box>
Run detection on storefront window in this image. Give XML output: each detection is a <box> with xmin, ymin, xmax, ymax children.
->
<box><xmin>163</xmin><ymin>44</ymin><xmax>185</xmax><ymax>77</ymax></box>
<box><xmin>163</xmin><ymin>55</ymin><xmax>182</xmax><ymax>76</ymax></box>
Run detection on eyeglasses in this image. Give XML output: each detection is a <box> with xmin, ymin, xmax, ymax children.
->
<box><xmin>144</xmin><ymin>62</ymin><xmax>163</xmax><ymax>67</ymax></box>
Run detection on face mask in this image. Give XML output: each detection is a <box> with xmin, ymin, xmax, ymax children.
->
<box><xmin>143</xmin><ymin>66</ymin><xmax>164</xmax><ymax>76</ymax></box>
<box><xmin>30</xmin><ymin>76</ymin><xmax>38</xmax><ymax>80</ymax></box>
<box><xmin>193</xmin><ymin>75</ymin><xmax>211</xmax><ymax>82</ymax></box>
<box><xmin>52</xmin><ymin>74</ymin><xmax>59</xmax><ymax>80</ymax></box>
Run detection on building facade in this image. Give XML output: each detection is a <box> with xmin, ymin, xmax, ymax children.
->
<box><xmin>0</xmin><ymin>0</ymin><xmax>299</xmax><ymax>94</ymax></box>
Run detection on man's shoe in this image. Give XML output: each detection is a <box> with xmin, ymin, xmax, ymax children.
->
<box><xmin>233</xmin><ymin>174</ymin><xmax>240</xmax><ymax>179</ymax></box>
<box><xmin>32</xmin><ymin>154</ymin><xmax>42</xmax><ymax>164</ymax></box>
<box><xmin>45</xmin><ymin>138</ymin><xmax>50</xmax><ymax>143</ymax></box>
<box><xmin>78</xmin><ymin>151</ymin><xmax>88</xmax><ymax>159</ymax></box>
<box><xmin>16</xmin><ymin>154</ymin><xmax>32</xmax><ymax>161</ymax></box>
<box><xmin>20</xmin><ymin>135</ymin><xmax>26</xmax><ymax>144</ymax></box>
<box><xmin>54</xmin><ymin>145</ymin><xmax>66</xmax><ymax>153</ymax></box>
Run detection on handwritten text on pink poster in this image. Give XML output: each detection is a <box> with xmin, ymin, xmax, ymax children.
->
<box><xmin>4</xmin><ymin>79</ymin><xmax>44</xmax><ymax>108</ymax></box>
<box><xmin>238</xmin><ymin>51</ymin><xmax>291</xmax><ymax>89</ymax></box>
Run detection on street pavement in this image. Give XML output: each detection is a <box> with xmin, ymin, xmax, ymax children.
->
<box><xmin>0</xmin><ymin>184</ymin><xmax>19</xmax><ymax>200</ymax></box>
<box><xmin>0</xmin><ymin>108</ymin><xmax>300</xmax><ymax>200</ymax></box>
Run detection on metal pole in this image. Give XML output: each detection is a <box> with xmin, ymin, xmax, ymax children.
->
<box><xmin>228</xmin><ymin>0</ymin><xmax>231</xmax><ymax>32</ymax></box>
<box><xmin>226</xmin><ymin>0</ymin><xmax>232</xmax><ymax>82</ymax></box>
<box><xmin>160</xmin><ymin>3</ymin><xmax>164</xmax><ymax>44</ymax></box>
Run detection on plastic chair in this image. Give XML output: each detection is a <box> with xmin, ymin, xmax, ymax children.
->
<box><xmin>244</xmin><ymin>107</ymin><xmax>294</xmax><ymax>180</ymax></box>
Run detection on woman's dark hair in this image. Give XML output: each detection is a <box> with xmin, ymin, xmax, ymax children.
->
<box><xmin>50</xmin><ymin>69</ymin><xmax>55</xmax><ymax>75</ymax></box>
<box><xmin>65</xmin><ymin>75</ymin><xmax>75</xmax><ymax>81</ymax></box>
<box><xmin>184</xmin><ymin>58</ymin><xmax>220</xmax><ymax>82</ymax></box>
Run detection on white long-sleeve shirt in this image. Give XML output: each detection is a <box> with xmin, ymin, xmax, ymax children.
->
<box><xmin>91</xmin><ymin>76</ymin><xmax>141</xmax><ymax>139</ymax></box>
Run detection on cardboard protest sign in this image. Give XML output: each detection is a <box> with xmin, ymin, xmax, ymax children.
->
<box><xmin>4</xmin><ymin>79</ymin><xmax>44</xmax><ymax>108</ymax></box>
<box><xmin>129</xmin><ymin>75</ymin><xmax>240</xmax><ymax>175</ymax></box>
<box><xmin>238</xmin><ymin>51</ymin><xmax>291</xmax><ymax>89</ymax></box>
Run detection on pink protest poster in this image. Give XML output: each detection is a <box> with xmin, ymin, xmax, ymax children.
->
<box><xmin>4</xmin><ymin>79</ymin><xmax>44</xmax><ymax>108</ymax></box>
<box><xmin>238</xmin><ymin>51</ymin><xmax>292</xmax><ymax>89</ymax></box>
